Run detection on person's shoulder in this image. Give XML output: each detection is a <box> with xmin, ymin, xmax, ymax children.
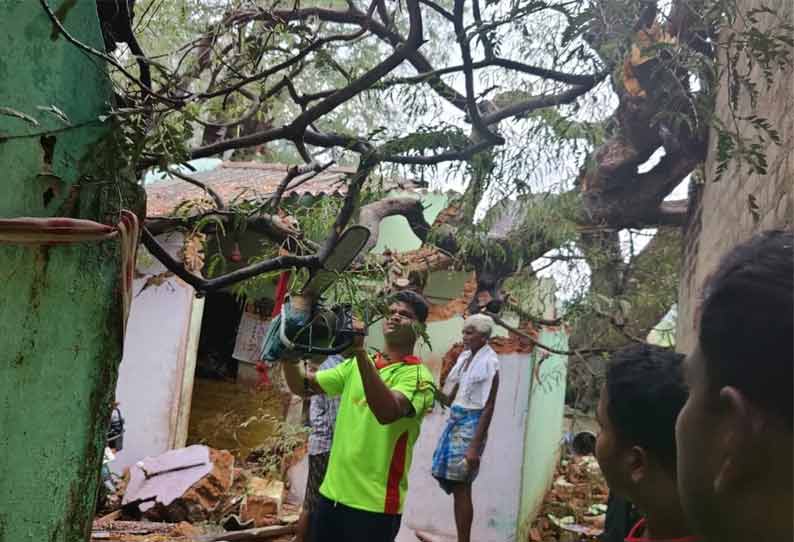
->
<box><xmin>390</xmin><ymin>359</ymin><xmax>433</xmax><ymax>379</ymax></box>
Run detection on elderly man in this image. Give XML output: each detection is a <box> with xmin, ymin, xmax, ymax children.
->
<box><xmin>427</xmin><ymin>313</ymin><xmax>500</xmax><ymax>542</ymax></box>
<box><xmin>282</xmin><ymin>291</ymin><xmax>435</xmax><ymax>542</ymax></box>
<box><xmin>675</xmin><ymin>229</ymin><xmax>792</xmax><ymax>542</ymax></box>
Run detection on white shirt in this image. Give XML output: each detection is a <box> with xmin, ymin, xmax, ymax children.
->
<box><xmin>444</xmin><ymin>344</ymin><xmax>499</xmax><ymax>410</ymax></box>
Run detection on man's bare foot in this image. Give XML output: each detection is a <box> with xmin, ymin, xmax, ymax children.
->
<box><xmin>414</xmin><ymin>530</ymin><xmax>440</xmax><ymax>542</ymax></box>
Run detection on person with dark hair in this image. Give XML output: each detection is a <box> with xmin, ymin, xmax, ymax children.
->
<box><xmin>595</xmin><ymin>343</ymin><xmax>700</xmax><ymax>541</ymax></box>
<box><xmin>281</xmin><ymin>291</ymin><xmax>435</xmax><ymax>542</ymax></box>
<box><xmin>676</xmin><ymin>229</ymin><xmax>793</xmax><ymax>542</ymax></box>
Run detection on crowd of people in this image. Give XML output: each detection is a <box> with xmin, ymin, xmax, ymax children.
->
<box><xmin>280</xmin><ymin>229</ymin><xmax>792</xmax><ymax>542</ymax></box>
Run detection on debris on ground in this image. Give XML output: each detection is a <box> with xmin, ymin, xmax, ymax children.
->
<box><xmin>122</xmin><ymin>446</ymin><xmax>235</xmax><ymax>523</ymax></box>
<box><xmin>99</xmin><ymin>439</ymin><xmax>304</xmax><ymax>542</ymax></box>
<box><xmin>90</xmin><ymin>520</ymin><xmax>198</xmax><ymax>541</ymax></box>
<box><xmin>194</xmin><ymin>524</ymin><xmax>296</xmax><ymax>542</ymax></box>
<box><xmin>528</xmin><ymin>454</ymin><xmax>609</xmax><ymax>542</ymax></box>
<box><xmin>239</xmin><ymin>477</ymin><xmax>285</xmax><ymax>527</ymax></box>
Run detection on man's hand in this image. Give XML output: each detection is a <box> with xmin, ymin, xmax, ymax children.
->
<box><xmin>464</xmin><ymin>447</ymin><xmax>480</xmax><ymax>474</ymax></box>
<box><xmin>346</xmin><ymin>317</ymin><xmax>367</xmax><ymax>354</ymax></box>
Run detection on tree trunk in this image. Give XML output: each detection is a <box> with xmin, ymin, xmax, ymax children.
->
<box><xmin>0</xmin><ymin>4</ymin><xmax>140</xmax><ymax>541</ymax></box>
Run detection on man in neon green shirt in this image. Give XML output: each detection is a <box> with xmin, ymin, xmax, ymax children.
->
<box><xmin>283</xmin><ymin>291</ymin><xmax>435</xmax><ymax>542</ymax></box>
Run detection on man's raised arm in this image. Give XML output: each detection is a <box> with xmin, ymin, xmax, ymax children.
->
<box><xmin>282</xmin><ymin>362</ymin><xmax>324</xmax><ymax>397</ymax></box>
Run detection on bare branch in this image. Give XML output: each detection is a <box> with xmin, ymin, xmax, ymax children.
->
<box><xmin>268</xmin><ymin>161</ymin><xmax>335</xmax><ymax>209</ymax></box>
<box><xmin>481</xmin><ymin>82</ymin><xmax>603</xmax><ymax>125</ymax></box>
<box><xmin>380</xmin><ymin>60</ymin><xmax>606</xmax><ymax>89</ymax></box>
<box><xmin>453</xmin><ymin>0</ymin><xmax>502</xmax><ymax>143</ymax></box>
<box><xmin>144</xmin><ymin>211</ymin><xmax>300</xmax><ymax>241</ymax></box>
<box><xmin>141</xmin><ymin>228</ymin><xmax>319</xmax><ymax>294</ymax></box>
<box><xmin>164</xmin><ymin>167</ymin><xmax>225</xmax><ymax>210</ymax></box>
<box><xmin>380</xmin><ymin>140</ymin><xmax>494</xmax><ymax>165</ymax></box>
<box><xmin>197</xmin><ymin>30</ymin><xmax>366</xmax><ymax>101</ymax></box>
<box><xmin>485</xmin><ymin>311</ymin><xmax>610</xmax><ymax>357</ymax></box>
<box><xmin>419</xmin><ymin>0</ymin><xmax>455</xmax><ymax>21</ymax></box>
<box><xmin>471</xmin><ymin>0</ymin><xmax>494</xmax><ymax>59</ymax></box>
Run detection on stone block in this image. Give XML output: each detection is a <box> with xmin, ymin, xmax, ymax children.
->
<box><xmin>240</xmin><ymin>477</ymin><xmax>285</xmax><ymax>527</ymax></box>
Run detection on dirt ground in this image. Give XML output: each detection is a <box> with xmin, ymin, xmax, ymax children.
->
<box><xmin>528</xmin><ymin>454</ymin><xmax>610</xmax><ymax>541</ymax></box>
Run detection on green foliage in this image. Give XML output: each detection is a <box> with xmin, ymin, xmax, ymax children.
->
<box><xmin>526</xmin><ymin>108</ymin><xmax>607</xmax><ymax>147</ymax></box>
<box><xmin>85</xmin><ymin>0</ymin><xmax>793</xmax><ymax>356</ymax></box>
<box><xmin>248</xmin><ymin>417</ymin><xmax>310</xmax><ymax>480</ymax></box>
<box><xmin>712</xmin><ymin>2</ymin><xmax>793</xmax><ymax>180</ymax></box>
<box><xmin>377</xmin><ymin>126</ymin><xmax>471</xmax><ymax>158</ymax></box>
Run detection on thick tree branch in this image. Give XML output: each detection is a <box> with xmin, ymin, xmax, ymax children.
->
<box><xmin>319</xmin><ymin>161</ymin><xmax>375</xmax><ymax>261</ymax></box>
<box><xmin>357</xmin><ymin>197</ymin><xmax>431</xmax><ymax>255</ymax></box>
<box><xmin>581</xmin><ymin>149</ymin><xmax>702</xmax><ymax>228</ymax></box>
<box><xmin>141</xmin><ymin>228</ymin><xmax>319</xmax><ymax>293</ymax></box>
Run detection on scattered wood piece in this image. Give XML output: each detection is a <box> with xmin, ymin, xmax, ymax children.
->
<box><xmin>194</xmin><ymin>524</ymin><xmax>295</xmax><ymax>542</ymax></box>
<box><xmin>94</xmin><ymin>509</ymin><xmax>122</xmax><ymax>524</ymax></box>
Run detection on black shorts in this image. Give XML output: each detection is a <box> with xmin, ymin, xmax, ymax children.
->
<box><xmin>303</xmin><ymin>452</ymin><xmax>331</xmax><ymax>513</ymax></box>
<box><xmin>310</xmin><ymin>495</ymin><xmax>402</xmax><ymax>542</ymax></box>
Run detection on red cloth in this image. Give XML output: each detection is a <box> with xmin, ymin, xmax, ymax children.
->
<box><xmin>255</xmin><ymin>361</ymin><xmax>271</xmax><ymax>389</ymax></box>
<box><xmin>271</xmin><ymin>271</ymin><xmax>291</xmax><ymax>317</ymax></box>
<box><xmin>255</xmin><ymin>270</ymin><xmax>292</xmax><ymax>389</ymax></box>
<box><xmin>625</xmin><ymin>519</ymin><xmax>701</xmax><ymax>542</ymax></box>
<box><xmin>374</xmin><ymin>352</ymin><xmax>422</xmax><ymax>370</ymax></box>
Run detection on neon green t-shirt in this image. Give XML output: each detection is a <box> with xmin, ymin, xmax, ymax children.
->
<box><xmin>315</xmin><ymin>356</ymin><xmax>435</xmax><ymax>514</ymax></box>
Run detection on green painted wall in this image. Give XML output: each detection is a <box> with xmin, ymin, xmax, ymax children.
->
<box><xmin>517</xmin><ymin>328</ymin><xmax>569</xmax><ymax>540</ymax></box>
<box><xmin>0</xmin><ymin>3</ymin><xmax>124</xmax><ymax>542</ymax></box>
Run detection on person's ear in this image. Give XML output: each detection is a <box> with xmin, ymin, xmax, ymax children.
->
<box><xmin>627</xmin><ymin>445</ymin><xmax>648</xmax><ymax>484</ymax></box>
<box><xmin>713</xmin><ymin>386</ymin><xmax>755</xmax><ymax>494</ymax></box>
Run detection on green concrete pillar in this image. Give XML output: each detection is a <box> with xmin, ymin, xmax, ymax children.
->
<box><xmin>0</xmin><ymin>2</ymin><xmax>133</xmax><ymax>541</ymax></box>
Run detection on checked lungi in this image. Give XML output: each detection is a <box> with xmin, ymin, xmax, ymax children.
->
<box><xmin>431</xmin><ymin>405</ymin><xmax>484</xmax><ymax>493</ymax></box>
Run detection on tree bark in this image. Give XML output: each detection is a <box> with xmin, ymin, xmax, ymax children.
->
<box><xmin>0</xmin><ymin>5</ymin><xmax>139</xmax><ymax>542</ymax></box>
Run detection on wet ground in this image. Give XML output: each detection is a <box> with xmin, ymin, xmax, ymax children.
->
<box><xmin>186</xmin><ymin>377</ymin><xmax>287</xmax><ymax>460</ymax></box>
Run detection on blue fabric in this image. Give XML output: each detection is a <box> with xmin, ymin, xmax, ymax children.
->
<box><xmin>431</xmin><ymin>405</ymin><xmax>483</xmax><ymax>490</ymax></box>
<box><xmin>260</xmin><ymin>302</ymin><xmax>310</xmax><ymax>361</ymax></box>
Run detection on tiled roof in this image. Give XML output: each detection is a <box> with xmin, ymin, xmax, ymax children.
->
<box><xmin>145</xmin><ymin>161</ymin><xmax>421</xmax><ymax>217</ymax></box>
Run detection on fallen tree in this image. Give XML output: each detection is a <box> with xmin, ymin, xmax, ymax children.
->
<box><xmin>57</xmin><ymin>0</ymin><xmax>793</xmax><ymax>357</ymax></box>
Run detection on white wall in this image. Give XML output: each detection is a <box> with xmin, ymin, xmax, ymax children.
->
<box><xmin>111</xmin><ymin>234</ymin><xmax>203</xmax><ymax>473</ymax></box>
<box><xmin>397</xmin><ymin>352</ymin><xmax>534</xmax><ymax>542</ymax></box>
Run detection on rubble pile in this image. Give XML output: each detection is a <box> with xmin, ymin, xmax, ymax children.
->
<box><xmin>90</xmin><ymin>520</ymin><xmax>198</xmax><ymax>541</ymax></box>
<box><xmin>101</xmin><ymin>444</ymin><xmax>302</xmax><ymax>541</ymax></box>
<box><xmin>122</xmin><ymin>446</ymin><xmax>234</xmax><ymax>523</ymax></box>
<box><xmin>528</xmin><ymin>455</ymin><xmax>609</xmax><ymax>542</ymax></box>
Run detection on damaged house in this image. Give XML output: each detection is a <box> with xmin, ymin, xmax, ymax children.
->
<box><xmin>112</xmin><ymin>160</ymin><xmax>570</xmax><ymax>541</ymax></box>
